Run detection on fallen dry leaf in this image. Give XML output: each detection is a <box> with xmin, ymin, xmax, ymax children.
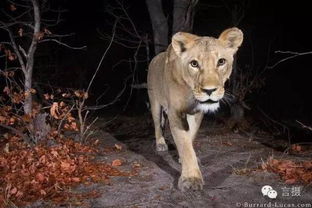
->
<box><xmin>3</xmin><ymin>86</ymin><xmax>10</xmax><ymax>94</ymax></box>
<box><xmin>10</xmin><ymin>187</ymin><xmax>17</xmax><ymax>195</ymax></box>
<box><xmin>285</xmin><ymin>178</ymin><xmax>297</xmax><ymax>184</ymax></box>
<box><xmin>50</xmin><ymin>102</ymin><xmax>60</xmax><ymax>119</ymax></box>
<box><xmin>18</xmin><ymin>28</ymin><xmax>23</xmax><ymax>37</ymax></box>
<box><xmin>72</xmin><ymin>177</ymin><xmax>80</xmax><ymax>182</ymax></box>
<box><xmin>114</xmin><ymin>144</ymin><xmax>122</xmax><ymax>150</ymax></box>
<box><xmin>291</xmin><ymin>144</ymin><xmax>302</xmax><ymax>152</ymax></box>
<box><xmin>36</xmin><ymin>173</ymin><xmax>45</xmax><ymax>182</ymax></box>
<box><xmin>261</xmin><ymin>157</ymin><xmax>312</xmax><ymax>185</ymax></box>
<box><xmin>0</xmin><ymin>100</ymin><xmax>139</xmax><ymax>207</ymax></box>
<box><xmin>112</xmin><ymin>159</ymin><xmax>122</xmax><ymax>166</ymax></box>
<box><xmin>40</xmin><ymin>189</ymin><xmax>47</xmax><ymax>196</ymax></box>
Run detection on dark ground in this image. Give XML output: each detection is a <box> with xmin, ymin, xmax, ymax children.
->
<box><xmin>90</xmin><ymin>114</ymin><xmax>312</xmax><ymax>207</ymax></box>
<box><xmin>28</xmin><ymin>114</ymin><xmax>312</xmax><ymax>208</ymax></box>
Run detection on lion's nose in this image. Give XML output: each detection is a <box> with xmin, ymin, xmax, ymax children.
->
<box><xmin>202</xmin><ymin>88</ymin><xmax>217</xmax><ymax>96</ymax></box>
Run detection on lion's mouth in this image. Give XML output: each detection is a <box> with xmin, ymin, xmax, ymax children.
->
<box><xmin>198</xmin><ymin>99</ymin><xmax>219</xmax><ymax>104</ymax></box>
<box><xmin>195</xmin><ymin>99</ymin><xmax>220</xmax><ymax>113</ymax></box>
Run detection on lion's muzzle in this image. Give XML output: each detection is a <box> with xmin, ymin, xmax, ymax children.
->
<box><xmin>201</xmin><ymin>88</ymin><xmax>217</xmax><ymax>96</ymax></box>
<box><xmin>194</xmin><ymin>86</ymin><xmax>224</xmax><ymax>103</ymax></box>
<box><xmin>193</xmin><ymin>87</ymin><xmax>224</xmax><ymax>113</ymax></box>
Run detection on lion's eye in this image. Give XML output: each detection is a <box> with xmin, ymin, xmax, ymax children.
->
<box><xmin>190</xmin><ymin>60</ymin><xmax>199</xmax><ymax>68</ymax></box>
<box><xmin>217</xmin><ymin>58</ymin><xmax>226</xmax><ymax>66</ymax></box>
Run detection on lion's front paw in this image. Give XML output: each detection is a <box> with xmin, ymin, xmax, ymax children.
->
<box><xmin>156</xmin><ymin>143</ymin><xmax>168</xmax><ymax>152</ymax></box>
<box><xmin>178</xmin><ymin>176</ymin><xmax>204</xmax><ymax>192</ymax></box>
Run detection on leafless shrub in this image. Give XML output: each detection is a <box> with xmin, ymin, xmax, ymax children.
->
<box><xmin>0</xmin><ymin>0</ymin><xmax>85</xmax><ymax>115</ymax></box>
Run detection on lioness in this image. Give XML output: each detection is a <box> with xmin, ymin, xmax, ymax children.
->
<box><xmin>147</xmin><ymin>28</ymin><xmax>243</xmax><ymax>191</ymax></box>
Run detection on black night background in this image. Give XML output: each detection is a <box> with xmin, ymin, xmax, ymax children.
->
<box><xmin>66</xmin><ymin>0</ymin><xmax>312</xmax><ymax>122</ymax></box>
<box><xmin>64</xmin><ymin>0</ymin><xmax>312</xmax><ymax>137</ymax></box>
<box><xmin>1</xmin><ymin>0</ymin><xmax>312</xmax><ymax>206</ymax></box>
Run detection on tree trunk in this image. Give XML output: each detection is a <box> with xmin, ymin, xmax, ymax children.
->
<box><xmin>145</xmin><ymin>0</ymin><xmax>168</xmax><ymax>54</ymax></box>
<box><xmin>224</xmin><ymin>1</ymin><xmax>246</xmax><ymax>122</ymax></box>
<box><xmin>172</xmin><ymin>0</ymin><xmax>197</xmax><ymax>35</ymax></box>
<box><xmin>230</xmin><ymin>57</ymin><xmax>245</xmax><ymax>124</ymax></box>
<box><xmin>24</xmin><ymin>55</ymin><xmax>36</xmax><ymax>115</ymax></box>
<box><xmin>230</xmin><ymin>55</ymin><xmax>238</xmax><ymax>92</ymax></box>
<box><xmin>23</xmin><ymin>0</ymin><xmax>40</xmax><ymax>115</ymax></box>
<box><xmin>24</xmin><ymin>71</ymin><xmax>33</xmax><ymax>115</ymax></box>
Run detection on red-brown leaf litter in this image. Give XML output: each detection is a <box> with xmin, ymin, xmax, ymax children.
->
<box><xmin>0</xmin><ymin>136</ymin><xmax>138</xmax><ymax>207</ymax></box>
<box><xmin>262</xmin><ymin>157</ymin><xmax>312</xmax><ymax>185</ymax></box>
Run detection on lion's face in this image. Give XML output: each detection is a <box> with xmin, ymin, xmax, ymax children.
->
<box><xmin>171</xmin><ymin>28</ymin><xmax>243</xmax><ymax>112</ymax></box>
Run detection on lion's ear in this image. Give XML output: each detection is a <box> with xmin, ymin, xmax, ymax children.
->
<box><xmin>172</xmin><ymin>32</ymin><xmax>198</xmax><ymax>56</ymax></box>
<box><xmin>218</xmin><ymin>27</ymin><xmax>243</xmax><ymax>52</ymax></box>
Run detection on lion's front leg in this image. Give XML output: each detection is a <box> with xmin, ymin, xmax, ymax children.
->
<box><xmin>177</xmin><ymin>136</ymin><xmax>204</xmax><ymax>191</ymax></box>
<box><xmin>168</xmin><ymin>111</ymin><xmax>204</xmax><ymax>191</ymax></box>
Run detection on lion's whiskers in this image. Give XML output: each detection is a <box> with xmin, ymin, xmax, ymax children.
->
<box><xmin>221</xmin><ymin>91</ymin><xmax>235</xmax><ymax>106</ymax></box>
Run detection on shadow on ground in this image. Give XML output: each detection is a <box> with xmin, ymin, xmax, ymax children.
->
<box><xmin>80</xmin><ymin>114</ymin><xmax>311</xmax><ymax>208</ymax></box>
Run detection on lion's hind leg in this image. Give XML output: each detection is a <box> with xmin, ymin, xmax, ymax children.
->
<box><xmin>150</xmin><ymin>101</ymin><xmax>168</xmax><ymax>152</ymax></box>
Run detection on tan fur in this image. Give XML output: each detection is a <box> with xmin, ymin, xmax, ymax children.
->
<box><xmin>147</xmin><ymin>28</ymin><xmax>243</xmax><ymax>191</ymax></box>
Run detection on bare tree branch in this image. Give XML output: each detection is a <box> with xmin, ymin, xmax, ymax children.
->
<box><xmin>0</xmin><ymin>123</ymin><xmax>28</xmax><ymax>140</ymax></box>
<box><xmin>85</xmin><ymin>18</ymin><xmax>118</xmax><ymax>96</ymax></box>
<box><xmin>7</xmin><ymin>0</ymin><xmax>31</xmax><ymax>9</ymax></box>
<box><xmin>86</xmin><ymin>79</ymin><xmax>127</xmax><ymax>110</ymax></box>
<box><xmin>116</xmin><ymin>0</ymin><xmax>140</xmax><ymax>38</ymax></box>
<box><xmin>27</xmin><ymin>0</ymin><xmax>40</xmax><ymax>58</ymax></box>
<box><xmin>131</xmin><ymin>83</ymin><xmax>147</xmax><ymax>89</ymax></box>
<box><xmin>0</xmin><ymin>21</ymin><xmax>34</xmax><ymax>29</ymax></box>
<box><xmin>39</xmin><ymin>39</ymin><xmax>86</xmax><ymax>50</ymax></box>
<box><xmin>0</xmin><ymin>42</ymin><xmax>13</xmax><ymax>47</ymax></box>
<box><xmin>1</xmin><ymin>8</ymin><xmax>32</xmax><ymax>22</ymax></box>
<box><xmin>296</xmin><ymin>120</ymin><xmax>312</xmax><ymax>131</ymax></box>
<box><xmin>7</xmin><ymin>28</ymin><xmax>26</xmax><ymax>73</ymax></box>
<box><xmin>1</xmin><ymin>0</ymin><xmax>87</xmax><ymax>115</ymax></box>
<box><xmin>268</xmin><ymin>50</ymin><xmax>312</xmax><ymax>69</ymax></box>
<box><xmin>18</xmin><ymin>45</ymin><xmax>27</xmax><ymax>58</ymax></box>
